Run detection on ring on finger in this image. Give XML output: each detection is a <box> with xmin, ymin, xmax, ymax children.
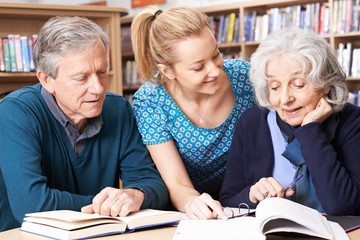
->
<box><xmin>262</xmin><ymin>192</ymin><xmax>268</xmax><ymax>198</ymax></box>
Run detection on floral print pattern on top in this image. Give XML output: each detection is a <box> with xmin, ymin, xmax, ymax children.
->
<box><xmin>132</xmin><ymin>59</ymin><xmax>255</xmax><ymax>196</ymax></box>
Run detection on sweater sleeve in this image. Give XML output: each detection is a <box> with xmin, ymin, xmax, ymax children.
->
<box><xmin>0</xmin><ymin>97</ymin><xmax>93</xmax><ymax>224</ymax></box>
<box><xmin>295</xmin><ymin>108</ymin><xmax>360</xmax><ymax>215</ymax></box>
<box><xmin>220</xmin><ymin>106</ymin><xmax>272</xmax><ymax>209</ymax></box>
<box><xmin>118</xmin><ymin>101</ymin><xmax>169</xmax><ymax>209</ymax></box>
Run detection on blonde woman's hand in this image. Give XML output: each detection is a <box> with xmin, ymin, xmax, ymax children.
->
<box><xmin>184</xmin><ymin>193</ymin><xmax>228</xmax><ymax>220</ymax></box>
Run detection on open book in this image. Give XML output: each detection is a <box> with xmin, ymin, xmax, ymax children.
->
<box><xmin>21</xmin><ymin>209</ymin><xmax>181</xmax><ymax>240</ymax></box>
<box><xmin>173</xmin><ymin>197</ymin><xmax>349</xmax><ymax>240</ymax></box>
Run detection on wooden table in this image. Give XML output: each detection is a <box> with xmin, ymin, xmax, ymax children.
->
<box><xmin>1</xmin><ymin>226</ymin><xmax>360</xmax><ymax>240</ymax></box>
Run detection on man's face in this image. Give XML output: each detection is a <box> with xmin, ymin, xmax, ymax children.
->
<box><xmin>47</xmin><ymin>40</ymin><xmax>108</xmax><ymax>128</ymax></box>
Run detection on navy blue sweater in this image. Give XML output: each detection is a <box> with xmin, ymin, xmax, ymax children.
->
<box><xmin>220</xmin><ymin>104</ymin><xmax>360</xmax><ymax>215</ymax></box>
<box><xmin>0</xmin><ymin>83</ymin><xmax>169</xmax><ymax>231</ymax></box>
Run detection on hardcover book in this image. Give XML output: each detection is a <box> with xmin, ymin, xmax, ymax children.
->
<box><xmin>21</xmin><ymin>209</ymin><xmax>182</xmax><ymax>240</ymax></box>
<box><xmin>173</xmin><ymin>198</ymin><xmax>348</xmax><ymax>240</ymax></box>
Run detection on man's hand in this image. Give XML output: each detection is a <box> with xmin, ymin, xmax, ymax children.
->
<box><xmin>81</xmin><ymin>187</ymin><xmax>145</xmax><ymax>217</ymax></box>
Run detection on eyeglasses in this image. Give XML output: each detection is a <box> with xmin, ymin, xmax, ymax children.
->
<box><xmin>224</xmin><ymin>203</ymin><xmax>252</xmax><ymax>219</ymax></box>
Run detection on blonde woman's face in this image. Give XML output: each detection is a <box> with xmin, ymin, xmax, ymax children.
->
<box><xmin>170</xmin><ymin>27</ymin><xmax>224</xmax><ymax>95</ymax></box>
<box><xmin>267</xmin><ymin>55</ymin><xmax>326</xmax><ymax>127</ymax></box>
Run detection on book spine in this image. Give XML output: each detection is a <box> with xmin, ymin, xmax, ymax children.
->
<box><xmin>20</xmin><ymin>36</ymin><xmax>30</xmax><ymax>72</ymax></box>
<box><xmin>2</xmin><ymin>38</ymin><xmax>11</xmax><ymax>72</ymax></box>
<box><xmin>345</xmin><ymin>0</ymin><xmax>352</xmax><ymax>32</ymax></box>
<box><xmin>0</xmin><ymin>38</ymin><xmax>5</xmax><ymax>72</ymax></box>
<box><xmin>227</xmin><ymin>13</ymin><xmax>236</xmax><ymax>44</ymax></box>
<box><xmin>7</xmin><ymin>34</ymin><xmax>17</xmax><ymax>72</ymax></box>
<box><xmin>221</xmin><ymin>15</ymin><xmax>229</xmax><ymax>44</ymax></box>
<box><xmin>28</xmin><ymin>37</ymin><xmax>36</xmax><ymax>71</ymax></box>
<box><xmin>217</xmin><ymin>15</ymin><xmax>224</xmax><ymax>43</ymax></box>
<box><xmin>14</xmin><ymin>35</ymin><xmax>23</xmax><ymax>72</ymax></box>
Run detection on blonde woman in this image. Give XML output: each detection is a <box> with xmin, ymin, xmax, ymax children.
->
<box><xmin>131</xmin><ymin>6</ymin><xmax>255</xmax><ymax>219</ymax></box>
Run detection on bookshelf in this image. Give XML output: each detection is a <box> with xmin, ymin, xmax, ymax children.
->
<box><xmin>0</xmin><ymin>2</ymin><xmax>128</xmax><ymax>96</ymax></box>
<box><xmin>120</xmin><ymin>0</ymin><xmax>360</xmax><ymax>94</ymax></box>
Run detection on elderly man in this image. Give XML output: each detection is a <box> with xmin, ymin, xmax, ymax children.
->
<box><xmin>0</xmin><ymin>16</ymin><xmax>169</xmax><ymax>232</ymax></box>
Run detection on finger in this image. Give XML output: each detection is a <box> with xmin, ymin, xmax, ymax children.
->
<box><xmin>81</xmin><ymin>204</ymin><xmax>94</xmax><ymax>214</ymax></box>
<box><xmin>249</xmin><ymin>185</ymin><xmax>261</xmax><ymax>204</ymax></box>
<box><xmin>261</xmin><ymin>178</ymin><xmax>284</xmax><ymax>198</ymax></box>
<box><xmin>119</xmin><ymin>203</ymin><xmax>132</xmax><ymax>217</ymax></box>
<box><xmin>186</xmin><ymin>194</ymin><xmax>216</xmax><ymax>220</ymax></box>
<box><xmin>285</xmin><ymin>188</ymin><xmax>295</xmax><ymax>197</ymax></box>
<box><xmin>109</xmin><ymin>198</ymin><xmax>125</xmax><ymax>217</ymax></box>
<box><xmin>185</xmin><ymin>210</ymin><xmax>197</xmax><ymax>220</ymax></box>
<box><xmin>199</xmin><ymin>194</ymin><xmax>228</xmax><ymax>220</ymax></box>
<box><xmin>92</xmin><ymin>188</ymin><xmax>111</xmax><ymax>214</ymax></box>
<box><xmin>205</xmin><ymin>200</ymin><xmax>228</xmax><ymax>220</ymax></box>
<box><xmin>100</xmin><ymin>191</ymin><xmax>126</xmax><ymax>216</ymax></box>
<box><xmin>191</xmin><ymin>200</ymin><xmax>214</xmax><ymax>220</ymax></box>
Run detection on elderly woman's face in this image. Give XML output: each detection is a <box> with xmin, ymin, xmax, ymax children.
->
<box><xmin>266</xmin><ymin>55</ymin><xmax>326</xmax><ymax>127</ymax></box>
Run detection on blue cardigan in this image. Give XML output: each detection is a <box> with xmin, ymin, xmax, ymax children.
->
<box><xmin>220</xmin><ymin>104</ymin><xmax>360</xmax><ymax>215</ymax></box>
<box><xmin>0</xmin><ymin>83</ymin><xmax>169</xmax><ymax>231</ymax></box>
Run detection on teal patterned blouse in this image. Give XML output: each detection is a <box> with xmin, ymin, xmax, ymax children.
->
<box><xmin>132</xmin><ymin>59</ymin><xmax>255</xmax><ymax>198</ymax></box>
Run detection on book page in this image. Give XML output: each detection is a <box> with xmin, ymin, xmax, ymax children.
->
<box><xmin>120</xmin><ymin>209</ymin><xmax>181</xmax><ymax>229</ymax></box>
<box><xmin>23</xmin><ymin>216</ymin><xmax>124</xmax><ymax>231</ymax></box>
<box><xmin>255</xmin><ymin>198</ymin><xmax>333</xmax><ymax>239</ymax></box>
<box><xmin>25</xmin><ymin>210</ymin><xmax>117</xmax><ymax>222</ymax></box>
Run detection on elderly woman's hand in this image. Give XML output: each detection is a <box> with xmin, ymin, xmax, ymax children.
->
<box><xmin>249</xmin><ymin>177</ymin><xmax>294</xmax><ymax>204</ymax></box>
<box><xmin>301</xmin><ymin>97</ymin><xmax>333</xmax><ymax>126</ymax></box>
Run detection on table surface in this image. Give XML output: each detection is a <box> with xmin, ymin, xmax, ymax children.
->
<box><xmin>1</xmin><ymin>225</ymin><xmax>360</xmax><ymax>240</ymax></box>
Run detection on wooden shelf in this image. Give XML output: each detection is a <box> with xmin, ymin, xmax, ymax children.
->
<box><xmin>0</xmin><ymin>2</ymin><xmax>128</xmax><ymax>95</ymax></box>
<box><xmin>120</xmin><ymin>0</ymin><xmax>360</xmax><ymax>93</ymax></box>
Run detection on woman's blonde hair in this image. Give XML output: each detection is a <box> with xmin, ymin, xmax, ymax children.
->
<box><xmin>131</xmin><ymin>6</ymin><xmax>210</xmax><ymax>85</ymax></box>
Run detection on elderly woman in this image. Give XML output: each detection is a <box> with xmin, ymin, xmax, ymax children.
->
<box><xmin>220</xmin><ymin>27</ymin><xmax>360</xmax><ymax>215</ymax></box>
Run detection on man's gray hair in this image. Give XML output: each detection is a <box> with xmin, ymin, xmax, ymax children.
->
<box><xmin>33</xmin><ymin>16</ymin><xmax>109</xmax><ymax>78</ymax></box>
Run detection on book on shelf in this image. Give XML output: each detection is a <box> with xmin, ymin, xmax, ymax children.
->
<box><xmin>172</xmin><ymin>197</ymin><xmax>348</xmax><ymax>240</ymax></box>
<box><xmin>14</xmin><ymin>35</ymin><xmax>23</xmax><ymax>72</ymax></box>
<box><xmin>2</xmin><ymin>38</ymin><xmax>11</xmax><ymax>72</ymax></box>
<box><xmin>20</xmin><ymin>36</ymin><xmax>30</xmax><ymax>72</ymax></box>
<box><xmin>21</xmin><ymin>209</ymin><xmax>182</xmax><ymax>240</ymax></box>
<box><xmin>0</xmin><ymin>38</ymin><xmax>5</xmax><ymax>72</ymax></box>
<box><xmin>7</xmin><ymin>34</ymin><xmax>17</xmax><ymax>72</ymax></box>
<box><xmin>334</xmin><ymin>0</ymin><xmax>360</xmax><ymax>33</ymax></box>
<box><xmin>28</xmin><ymin>36</ymin><xmax>35</xmax><ymax>71</ymax></box>
<box><xmin>226</xmin><ymin>13</ymin><xmax>236</xmax><ymax>44</ymax></box>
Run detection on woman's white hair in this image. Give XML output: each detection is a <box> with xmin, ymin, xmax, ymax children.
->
<box><xmin>250</xmin><ymin>27</ymin><xmax>348</xmax><ymax>112</ymax></box>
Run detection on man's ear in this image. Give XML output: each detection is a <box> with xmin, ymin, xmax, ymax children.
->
<box><xmin>157</xmin><ymin>63</ymin><xmax>175</xmax><ymax>80</ymax></box>
<box><xmin>37</xmin><ymin>70</ymin><xmax>55</xmax><ymax>94</ymax></box>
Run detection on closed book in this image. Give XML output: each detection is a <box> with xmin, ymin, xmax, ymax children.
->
<box><xmin>2</xmin><ymin>38</ymin><xmax>11</xmax><ymax>72</ymax></box>
<box><xmin>226</xmin><ymin>13</ymin><xmax>236</xmax><ymax>44</ymax></box>
<box><xmin>0</xmin><ymin>38</ymin><xmax>5</xmax><ymax>71</ymax></box>
<box><xmin>21</xmin><ymin>209</ymin><xmax>181</xmax><ymax>240</ymax></box>
<box><xmin>7</xmin><ymin>34</ymin><xmax>17</xmax><ymax>72</ymax></box>
<box><xmin>14</xmin><ymin>35</ymin><xmax>23</xmax><ymax>72</ymax></box>
<box><xmin>20</xmin><ymin>36</ymin><xmax>30</xmax><ymax>72</ymax></box>
<box><xmin>27</xmin><ymin>37</ymin><xmax>35</xmax><ymax>71</ymax></box>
